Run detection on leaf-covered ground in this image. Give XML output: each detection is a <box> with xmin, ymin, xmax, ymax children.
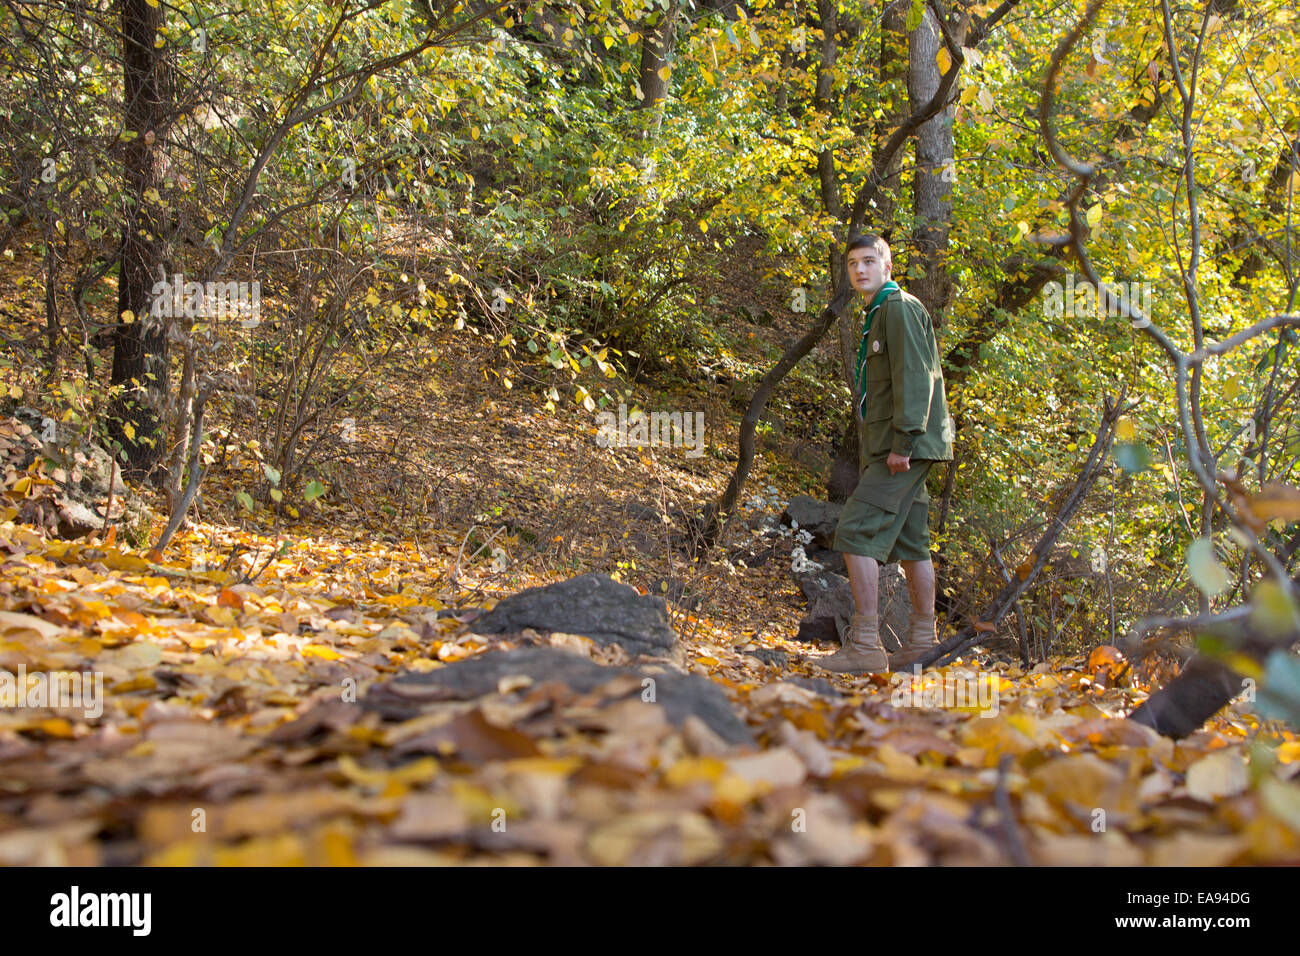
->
<box><xmin>3</xmin><ymin>322</ymin><xmax>1300</xmax><ymax>866</ymax></box>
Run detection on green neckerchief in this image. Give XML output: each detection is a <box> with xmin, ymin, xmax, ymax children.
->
<box><xmin>855</xmin><ymin>280</ymin><xmax>899</xmax><ymax>416</ymax></box>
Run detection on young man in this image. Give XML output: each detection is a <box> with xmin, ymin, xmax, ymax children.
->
<box><xmin>814</xmin><ymin>234</ymin><xmax>954</xmax><ymax>674</ymax></box>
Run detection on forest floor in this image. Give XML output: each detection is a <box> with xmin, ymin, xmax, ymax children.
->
<box><xmin>1</xmin><ymin>239</ymin><xmax>1299</xmax><ymax>866</ymax></box>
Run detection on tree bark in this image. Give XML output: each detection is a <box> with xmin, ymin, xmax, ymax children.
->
<box><xmin>907</xmin><ymin>3</ymin><xmax>961</xmax><ymax>323</ymax></box>
<box><xmin>110</xmin><ymin>0</ymin><xmax>171</xmax><ymax>478</ymax></box>
<box><xmin>635</xmin><ymin>0</ymin><xmax>682</xmax><ymax>138</ymax></box>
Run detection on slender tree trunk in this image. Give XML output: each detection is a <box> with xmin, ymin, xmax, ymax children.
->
<box><xmin>910</xmin><ymin>1</ymin><xmax>966</xmax><ymax>620</ymax></box>
<box><xmin>110</xmin><ymin>0</ymin><xmax>171</xmax><ymax>478</ymax></box>
<box><xmin>907</xmin><ymin>3</ymin><xmax>961</xmax><ymax>324</ymax></box>
<box><xmin>635</xmin><ymin>0</ymin><xmax>681</xmax><ymax>139</ymax></box>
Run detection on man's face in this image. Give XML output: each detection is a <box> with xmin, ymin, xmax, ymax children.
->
<box><xmin>848</xmin><ymin>244</ymin><xmax>891</xmax><ymax>297</ymax></box>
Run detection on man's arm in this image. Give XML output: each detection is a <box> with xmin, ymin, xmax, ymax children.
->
<box><xmin>884</xmin><ymin>295</ymin><xmax>936</xmax><ymax>459</ymax></box>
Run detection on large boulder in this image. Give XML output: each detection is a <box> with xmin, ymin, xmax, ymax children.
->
<box><xmin>364</xmin><ymin>646</ymin><xmax>754</xmax><ymax>746</ymax></box>
<box><xmin>469</xmin><ymin>572</ymin><xmax>676</xmax><ymax>660</ymax></box>
<box><xmin>781</xmin><ymin>495</ymin><xmax>843</xmax><ymax>549</ymax></box>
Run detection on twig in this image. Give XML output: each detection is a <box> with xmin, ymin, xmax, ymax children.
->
<box><xmin>101</xmin><ymin>456</ymin><xmax>116</xmax><ymax>536</ymax></box>
<box><xmin>994</xmin><ymin>754</ymin><xmax>1031</xmax><ymax>867</ymax></box>
<box><xmin>449</xmin><ymin>523</ymin><xmax>507</xmax><ymax>591</ymax></box>
<box><xmin>245</xmin><ymin>539</ymin><xmax>289</xmax><ymax>584</ymax></box>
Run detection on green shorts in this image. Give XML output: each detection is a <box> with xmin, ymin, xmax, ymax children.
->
<box><xmin>832</xmin><ymin>458</ymin><xmax>933</xmax><ymax>562</ymax></box>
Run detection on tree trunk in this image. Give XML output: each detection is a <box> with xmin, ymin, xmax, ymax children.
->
<box><xmin>110</xmin><ymin>0</ymin><xmax>171</xmax><ymax>479</ymax></box>
<box><xmin>635</xmin><ymin>0</ymin><xmax>681</xmax><ymax>139</ymax></box>
<box><xmin>907</xmin><ymin>3</ymin><xmax>959</xmax><ymax>324</ymax></box>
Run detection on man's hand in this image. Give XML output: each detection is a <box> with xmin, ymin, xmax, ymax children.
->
<box><xmin>887</xmin><ymin>452</ymin><xmax>910</xmax><ymax>474</ymax></box>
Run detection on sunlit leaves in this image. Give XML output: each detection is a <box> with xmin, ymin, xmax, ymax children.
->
<box><xmin>1186</xmin><ymin>537</ymin><xmax>1230</xmax><ymax>597</ymax></box>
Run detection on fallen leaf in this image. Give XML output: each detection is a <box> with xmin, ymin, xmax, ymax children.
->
<box><xmin>1185</xmin><ymin>748</ymin><xmax>1248</xmax><ymax>802</ymax></box>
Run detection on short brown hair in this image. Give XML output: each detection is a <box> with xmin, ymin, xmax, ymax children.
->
<box><xmin>847</xmin><ymin>233</ymin><xmax>891</xmax><ymax>264</ymax></box>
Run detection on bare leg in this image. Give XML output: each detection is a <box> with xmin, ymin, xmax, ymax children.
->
<box><xmin>813</xmin><ymin>550</ymin><xmax>888</xmax><ymax>672</ymax></box>
<box><xmin>900</xmin><ymin>557</ymin><xmax>936</xmax><ymax>615</ymax></box>
<box><xmin>843</xmin><ymin>552</ymin><xmax>880</xmax><ymax>617</ymax></box>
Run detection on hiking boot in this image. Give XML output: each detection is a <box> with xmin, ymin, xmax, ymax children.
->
<box><xmin>813</xmin><ymin>613</ymin><xmax>890</xmax><ymax>673</ymax></box>
<box><xmin>890</xmin><ymin>611</ymin><xmax>939</xmax><ymax>669</ymax></box>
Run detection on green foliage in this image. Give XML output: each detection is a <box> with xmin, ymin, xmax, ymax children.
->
<box><xmin>3</xmin><ymin>0</ymin><xmax>1297</xmax><ymax>657</ymax></box>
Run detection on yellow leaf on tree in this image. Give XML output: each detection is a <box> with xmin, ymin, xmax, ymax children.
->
<box><xmin>1247</xmin><ymin>483</ymin><xmax>1300</xmax><ymax>523</ymax></box>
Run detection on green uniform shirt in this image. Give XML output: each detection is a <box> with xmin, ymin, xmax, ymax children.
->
<box><xmin>856</xmin><ymin>286</ymin><xmax>954</xmax><ymax>464</ymax></box>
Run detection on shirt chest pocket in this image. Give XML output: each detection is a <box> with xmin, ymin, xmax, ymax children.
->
<box><xmin>862</xmin><ymin>341</ymin><xmax>891</xmax><ymax>421</ymax></box>
<box><xmin>863</xmin><ymin>335</ymin><xmax>889</xmax><ymax>378</ymax></box>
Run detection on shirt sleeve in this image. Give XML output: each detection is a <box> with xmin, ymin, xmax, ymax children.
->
<box><xmin>883</xmin><ymin>295</ymin><xmax>935</xmax><ymax>458</ymax></box>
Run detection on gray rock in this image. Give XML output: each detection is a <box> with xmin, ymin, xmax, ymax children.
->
<box><xmin>787</xmin><ymin>676</ymin><xmax>843</xmax><ymax>699</ymax></box>
<box><xmin>781</xmin><ymin>495</ymin><xmax>843</xmax><ymax>549</ymax></box>
<box><xmin>795</xmin><ymin>569</ymin><xmax>848</xmax><ymax>606</ymax></box>
<box><xmin>9</xmin><ymin>409</ymin><xmax>129</xmax><ymax>500</ymax></box>
<box><xmin>743</xmin><ymin>647</ymin><xmax>789</xmax><ymax>667</ymax></box>
<box><xmin>55</xmin><ymin>500</ymin><xmax>104</xmax><ymax>538</ymax></box>
<box><xmin>469</xmin><ymin>572</ymin><xmax>676</xmax><ymax>659</ymax></box>
<box><xmin>728</xmin><ymin>540</ymin><xmax>777</xmax><ymax>569</ymax></box>
<box><xmin>805</xmin><ymin>547</ymin><xmax>846</xmax><ymax>575</ymax></box>
<box><xmin>875</xmin><ymin>565</ymin><xmax>914</xmax><ymax>652</ymax></box>
<box><xmin>364</xmin><ymin>646</ymin><xmax>753</xmax><ymax>746</ymax></box>
<box><xmin>2</xmin><ymin>413</ymin><xmax>153</xmax><ymax>542</ymax></box>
